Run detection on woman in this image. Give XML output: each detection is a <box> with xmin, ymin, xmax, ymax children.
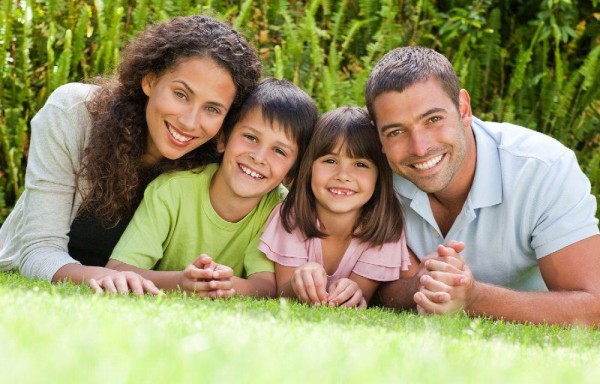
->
<box><xmin>0</xmin><ymin>15</ymin><xmax>262</xmax><ymax>294</ymax></box>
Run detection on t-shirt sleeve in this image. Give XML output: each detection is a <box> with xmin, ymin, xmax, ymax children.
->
<box><xmin>531</xmin><ymin>151</ymin><xmax>599</xmax><ymax>257</ymax></box>
<box><xmin>352</xmin><ymin>231</ymin><xmax>411</xmax><ymax>282</ymax></box>
<box><xmin>110</xmin><ymin>180</ymin><xmax>174</xmax><ymax>269</ymax></box>
<box><xmin>258</xmin><ymin>205</ymin><xmax>308</xmax><ymax>268</ymax></box>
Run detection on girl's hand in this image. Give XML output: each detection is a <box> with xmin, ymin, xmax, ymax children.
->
<box><xmin>328</xmin><ymin>278</ymin><xmax>366</xmax><ymax>308</ymax></box>
<box><xmin>88</xmin><ymin>271</ymin><xmax>160</xmax><ymax>296</ymax></box>
<box><xmin>292</xmin><ymin>262</ymin><xmax>328</xmax><ymax>305</ymax></box>
<box><xmin>178</xmin><ymin>255</ymin><xmax>235</xmax><ymax>298</ymax></box>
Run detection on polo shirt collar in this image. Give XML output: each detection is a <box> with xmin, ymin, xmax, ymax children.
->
<box><xmin>394</xmin><ymin>116</ymin><xmax>503</xmax><ymax>209</ymax></box>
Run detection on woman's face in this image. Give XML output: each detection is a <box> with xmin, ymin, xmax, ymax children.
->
<box><xmin>141</xmin><ymin>57</ymin><xmax>237</xmax><ymax>165</ymax></box>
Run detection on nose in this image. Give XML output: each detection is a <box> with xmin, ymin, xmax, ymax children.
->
<box><xmin>408</xmin><ymin>130</ymin><xmax>431</xmax><ymax>157</ymax></box>
<box><xmin>249</xmin><ymin>147</ymin><xmax>267</xmax><ymax>164</ymax></box>
<box><xmin>335</xmin><ymin>163</ymin><xmax>352</xmax><ymax>182</ymax></box>
<box><xmin>179</xmin><ymin>106</ymin><xmax>202</xmax><ymax>132</ymax></box>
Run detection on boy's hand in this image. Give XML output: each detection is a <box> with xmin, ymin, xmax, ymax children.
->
<box><xmin>328</xmin><ymin>278</ymin><xmax>366</xmax><ymax>308</ymax></box>
<box><xmin>292</xmin><ymin>262</ymin><xmax>329</xmax><ymax>305</ymax></box>
<box><xmin>179</xmin><ymin>254</ymin><xmax>235</xmax><ymax>298</ymax></box>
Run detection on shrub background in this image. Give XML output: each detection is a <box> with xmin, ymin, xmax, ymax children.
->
<box><xmin>1</xmin><ymin>0</ymin><xmax>598</xmax><ymax>223</ymax></box>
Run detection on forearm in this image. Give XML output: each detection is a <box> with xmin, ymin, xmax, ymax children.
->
<box><xmin>232</xmin><ymin>273</ymin><xmax>276</xmax><ymax>298</ymax></box>
<box><xmin>376</xmin><ymin>275</ymin><xmax>420</xmax><ymax>310</ymax></box>
<box><xmin>467</xmin><ymin>282</ymin><xmax>600</xmax><ymax>326</ymax></box>
<box><xmin>52</xmin><ymin>264</ymin><xmax>117</xmax><ymax>284</ymax></box>
<box><xmin>106</xmin><ymin>260</ymin><xmax>182</xmax><ymax>291</ymax></box>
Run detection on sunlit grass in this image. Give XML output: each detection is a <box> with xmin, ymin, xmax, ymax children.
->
<box><xmin>1</xmin><ymin>271</ymin><xmax>599</xmax><ymax>383</ymax></box>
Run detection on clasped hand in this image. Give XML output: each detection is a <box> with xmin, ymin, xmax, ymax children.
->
<box><xmin>178</xmin><ymin>254</ymin><xmax>236</xmax><ymax>298</ymax></box>
<box><xmin>414</xmin><ymin>240</ymin><xmax>475</xmax><ymax>315</ymax></box>
<box><xmin>291</xmin><ymin>262</ymin><xmax>366</xmax><ymax>308</ymax></box>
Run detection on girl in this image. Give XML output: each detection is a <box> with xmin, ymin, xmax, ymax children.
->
<box><xmin>259</xmin><ymin>106</ymin><xmax>410</xmax><ymax>307</ymax></box>
<box><xmin>0</xmin><ymin>15</ymin><xmax>262</xmax><ymax>294</ymax></box>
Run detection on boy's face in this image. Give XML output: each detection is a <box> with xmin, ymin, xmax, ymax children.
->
<box><xmin>214</xmin><ymin>107</ymin><xmax>298</xmax><ymax>204</ymax></box>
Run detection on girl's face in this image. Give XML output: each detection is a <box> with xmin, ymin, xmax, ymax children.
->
<box><xmin>311</xmin><ymin>140</ymin><xmax>378</xmax><ymax>220</ymax></box>
<box><xmin>141</xmin><ymin>57</ymin><xmax>237</xmax><ymax>165</ymax></box>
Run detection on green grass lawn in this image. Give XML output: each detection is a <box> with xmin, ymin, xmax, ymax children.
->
<box><xmin>1</xmin><ymin>271</ymin><xmax>599</xmax><ymax>384</ymax></box>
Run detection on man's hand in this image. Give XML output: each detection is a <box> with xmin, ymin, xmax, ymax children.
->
<box><xmin>415</xmin><ymin>241</ymin><xmax>475</xmax><ymax>315</ymax></box>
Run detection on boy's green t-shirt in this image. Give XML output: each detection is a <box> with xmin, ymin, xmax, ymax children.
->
<box><xmin>110</xmin><ymin>164</ymin><xmax>286</xmax><ymax>277</ymax></box>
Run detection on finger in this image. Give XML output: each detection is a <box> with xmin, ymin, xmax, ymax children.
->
<box><xmin>424</xmin><ymin>258</ymin><xmax>463</xmax><ymax>274</ymax></box>
<box><xmin>312</xmin><ymin>270</ymin><xmax>328</xmax><ymax>304</ymax></box>
<box><xmin>125</xmin><ymin>275</ymin><xmax>145</xmax><ymax>296</ymax></box>
<box><xmin>207</xmin><ymin>288</ymin><xmax>236</xmax><ymax>299</ymax></box>
<box><xmin>88</xmin><ymin>278</ymin><xmax>104</xmax><ymax>294</ymax></box>
<box><xmin>292</xmin><ymin>273</ymin><xmax>310</xmax><ymax>303</ymax></box>
<box><xmin>420</xmin><ymin>274</ymin><xmax>453</xmax><ymax>293</ymax></box>
<box><xmin>142</xmin><ymin>279</ymin><xmax>160</xmax><ymax>295</ymax></box>
<box><xmin>193</xmin><ymin>254</ymin><xmax>213</xmax><ymax>269</ymax></box>
<box><xmin>186</xmin><ymin>267</ymin><xmax>217</xmax><ymax>281</ymax></box>
<box><xmin>329</xmin><ymin>282</ymin><xmax>355</xmax><ymax>306</ymax></box>
<box><xmin>428</xmin><ymin>253</ymin><xmax>465</xmax><ymax>272</ymax></box>
<box><xmin>191</xmin><ymin>280</ymin><xmax>234</xmax><ymax>292</ymax></box>
<box><xmin>113</xmin><ymin>275</ymin><xmax>131</xmax><ymax>294</ymax></box>
<box><xmin>428</xmin><ymin>270</ymin><xmax>467</xmax><ymax>286</ymax></box>
<box><xmin>418</xmin><ymin>286</ymin><xmax>451</xmax><ymax>303</ymax></box>
<box><xmin>213</xmin><ymin>266</ymin><xmax>234</xmax><ymax>280</ymax></box>
<box><xmin>340</xmin><ymin>289</ymin><xmax>364</xmax><ymax>308</ymax></box>
<box><xmin>300</xmin><ymin>269</ymin><xmax>321</xmax><ymax>305</ymax></box>
<box><xmin>358</xmin><ymin>297</ymin><xmax>368</xmax><ymax>309</ymax></box>
<box><xmin>100</xmin><ymin>278</ymin><xmax>118</xmax><ymax>294</ymax></box>
<box><xmin>414</xmin><ymin>291</ymin><xmax>444</xmax><ymax>315</ymax></box>
<box><xmin>445</xmin><ymin>240</ymin><xmax>465</xmax><ymax>253</ymax></box>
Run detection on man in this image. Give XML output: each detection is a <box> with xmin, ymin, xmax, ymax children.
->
<box><xmin>365</xmin><ymin>46</ymin><xmax>600</xmax><ymax>325</ymax></box>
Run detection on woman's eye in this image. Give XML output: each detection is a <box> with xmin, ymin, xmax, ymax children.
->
<box><xmin>206</xmin><ymin>106</ymin><xmax>220</xmax><ymax>114</ymax></box>
<box><xmin>175</xmin><ymin>91</ymin><xmax>188</xmax><ymax>100</ymax></box>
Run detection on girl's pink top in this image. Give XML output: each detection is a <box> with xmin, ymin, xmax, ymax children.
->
<box><xmin>258</xmin><ymin>204</ymin><xmax>410</xmax><ymax>287</ymax></box>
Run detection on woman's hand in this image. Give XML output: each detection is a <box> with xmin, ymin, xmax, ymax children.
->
<box><xmin>88</xmin><ymin>270</ymin><xmax>160</xmax><ymax>296</ymax></box>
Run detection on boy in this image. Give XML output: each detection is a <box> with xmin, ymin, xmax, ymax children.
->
<box><xmin>106</xmin><ymin>78</ymin><xmax>318</xmax><ymax>297</ymax></box>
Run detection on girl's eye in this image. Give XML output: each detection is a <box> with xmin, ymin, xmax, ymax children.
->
<box><xmin>323</xmin><ymin>158</ymin><xmax>336</xmax><ymax>164</ymax></box>
<box><xmin>356</xmin><ymin>161</ymin><xmax>369</xmax><ymax>168</ymax></box>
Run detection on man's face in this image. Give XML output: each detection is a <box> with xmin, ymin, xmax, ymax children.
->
<box><xmin>371</xmin><ymin>78</ymin><xmax>473</xmax><ymax>194</ymax></box>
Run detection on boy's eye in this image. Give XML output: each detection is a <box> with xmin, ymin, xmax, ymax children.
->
<box><xmin>244</xmin><ymin>134</ymin><xmax>257</xmax><ymax>142</ymax></box>
<box><xmin>274</xmin><ymin>148</ymin><xmax>287</xmax><ymax>157</ymax></box>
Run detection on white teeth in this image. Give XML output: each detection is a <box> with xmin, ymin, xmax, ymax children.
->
<box><xmin>412</xmin><ymin>154</ymin><xmax>443</xmax><ymax>170</ymax></box>
<box><xmin>167</xmin><ymin>124</ymin><xmax>194</xmax><ymax>143</ymax></box>
<box><xmin>240</xmin><ymin>165</ymin><xmax>265</xmax><ymax>179</ymax></box>
<box><xmin>329</xmin><ymin>188</ymin><xmax>355</xmax><ymax>196</ymax></box>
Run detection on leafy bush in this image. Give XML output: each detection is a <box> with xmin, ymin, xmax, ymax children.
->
<box><xmin>1</xmin><ymin>0</ymin><xmax>598</xmax><ymax>223</ymax></box>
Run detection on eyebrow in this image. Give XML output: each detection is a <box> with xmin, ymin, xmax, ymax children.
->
<box><xmin>172</xmin><ymin>80</ymin><xmax>229</xmax><ymax>111</ymax></box>
<box><xmin>379</xmin><ymin>107</ymin><xmax>448</xmax><ymax>132</ymax></box>
<box><xmin>245</xmin><ymin>126</ymin><xmax>295</xmax><ymax>152</ymax></box>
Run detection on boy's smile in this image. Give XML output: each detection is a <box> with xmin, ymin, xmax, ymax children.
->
<box><xmin>210</xmin><ymin>107</ymin><xmax>298</xmax><ymax>222</ymax></box>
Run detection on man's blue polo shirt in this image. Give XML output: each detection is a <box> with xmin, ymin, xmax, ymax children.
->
<box><xmin>395</xmin><ymin>117</ymin><xmax>599</xmax><ymax>291</ymax></box>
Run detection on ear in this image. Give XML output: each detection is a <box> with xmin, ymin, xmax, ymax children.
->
<box><xmin>458</xmin><ymin>89</ymin><xmax>473</xmax><ymax>128</ymax></box>
<box><xmin>141</xmin><ymin>72</ymin><xmax>157</xmax><ymax>97</ymax></box>
<box><xmin>216</xmin><ymin>132</ymin><xmax>226</xmax><ymax>154</ymax></box>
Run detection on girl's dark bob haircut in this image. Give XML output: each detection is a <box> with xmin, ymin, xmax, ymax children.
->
<box><xmin>280</xmin><ymin>106</ymin><xmax>404</xmax><ymax>246</ymax></box>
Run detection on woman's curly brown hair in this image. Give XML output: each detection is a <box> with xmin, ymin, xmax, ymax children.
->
<box><xmin>78</xmin><ymin>15</ymin><xmax>262</xmax><ymax>227</ymax></box>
